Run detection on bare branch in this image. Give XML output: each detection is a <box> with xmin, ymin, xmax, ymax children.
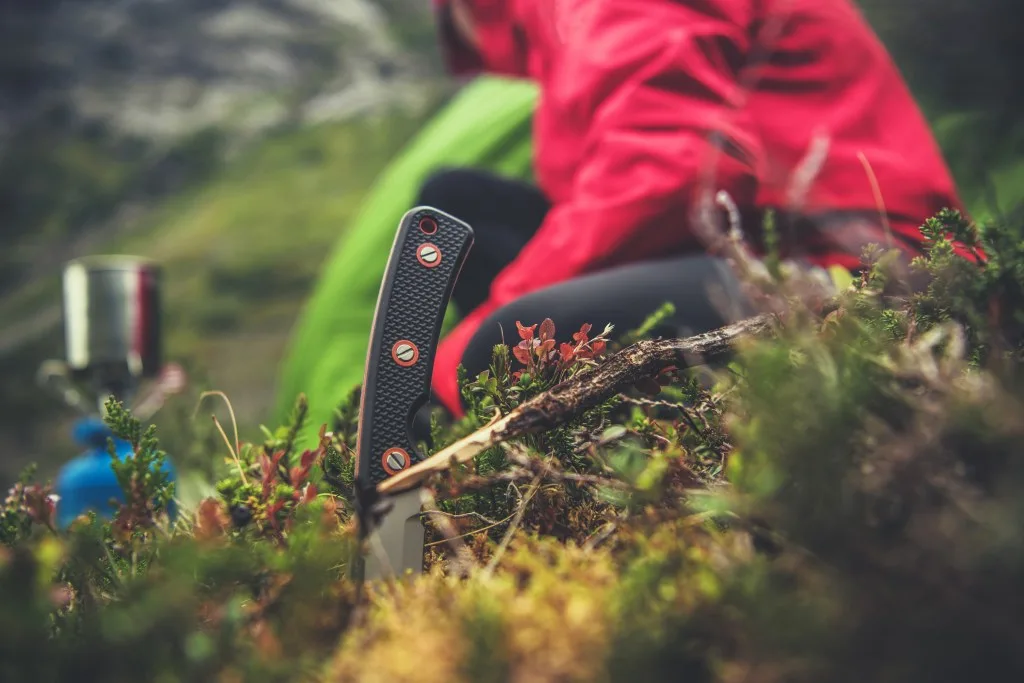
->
<box><xmin>378</xmin><ymin>313</ymin><xmax>777</xmax><ymax>495</ymax></box>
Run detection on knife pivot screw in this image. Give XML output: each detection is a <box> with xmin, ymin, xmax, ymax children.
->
<box><xmin>382</xmin><ymin>447</ymin><xmax>411</xmax><ymax>474</ymax></box>
<box><xmin>391</xmin><ymin>340</ymin><xmax>420</xmax><ymax>367</ymax></box>
<box><xmin>418</xmin><ymin>216</ymin><xmax>438</xmax><ymax>234</ymax></box>
<box><xmin>416</xmin><ymin>243</ymin><xmax>442</xmax><ymax>268</ymax></box>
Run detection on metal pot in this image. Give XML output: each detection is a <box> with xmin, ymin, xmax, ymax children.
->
<box><xmin>61</xmin><ymin>255</ymin><xmax>163</xmax><ymax>398</ymax></box>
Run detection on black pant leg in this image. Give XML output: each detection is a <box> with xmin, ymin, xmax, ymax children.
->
<box><xmin>416</xmin><ymin>168</ymin><xmax>550</xmax><ymax>314</ymax></box>
<box><xmin>459</xmin><ymin>254</ymin><xmax>757</xmax><ymax>380</ymax></box>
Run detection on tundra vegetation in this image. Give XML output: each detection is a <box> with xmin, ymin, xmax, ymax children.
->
<box><xmin>3</xmin><ymin>0</ymin><xmax>1023</xmax><ymax>485</ymax></box>
<box><xmin>3</xmin><ymin>204</ymin><xmax>1024</xmax><ymax>682</ymax></box>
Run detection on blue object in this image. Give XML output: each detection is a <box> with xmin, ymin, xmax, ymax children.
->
<box><xmin>54</xmin><ymin>416</ymin><xmax>178</xmax><ymax>530</ymax></box>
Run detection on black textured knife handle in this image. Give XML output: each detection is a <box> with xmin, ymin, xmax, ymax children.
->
<box><xmin>354</xmin><ymin>207</ymin><xmax>474</xmax><ymax>491</ymax></box>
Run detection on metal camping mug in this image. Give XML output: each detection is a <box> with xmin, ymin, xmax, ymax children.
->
<box><xmin>61</xmin><ymin>255</ymin><xmax>163</xmax><ymax>386</ymax></box>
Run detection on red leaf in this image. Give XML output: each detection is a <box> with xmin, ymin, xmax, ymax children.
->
<box><xmin>572</xmin><ymin>323</ymin><xmax>592</xmax><ymax>344</ymax></box>
<box><xmin>591</xmin><ymin>340</ymin><xmax>607</xmax><ymax>356</ymax></box>
<box><xmin>266</xmin><ymin>501</ymin><xmax>285</xmax><ymax>530</ymax></box>
<box><xmin>259</xmin><ymin>453</ymin><xmax>273</xmax><ymax>480</ymax></box>
<box><xmin>260</xmin><ymin>452</ymin><xmax>284</xmax><ymax>498</ymax></box>
<box><xmin>539</xmin><ymin>318</ymin><xmax>556</xmax><ymax>342</ymax></box>
<box><xmin>515</xmin><ymin>321</ymin><xmax>536</xmax><ymax>340</ymax></box>
<box><xmin>512</xmin><ymin>344</ymin><xmax>532</xmax><ymax>366</ymax></box>
<box><xmin>22</xmin><ymin>486</ymin><xmax>55</xmax><ymax>528</ymax></box>
<box><xmin>537</xmin><ymin>339</ymin><xmax>556</xmax><ymax>356</ymax></box>
<box><xmin>317</xmin><ymin>425</ymin><xmax>333</xmax><ymax>454</ymax></box>
<box><xmin>559</xmin><ymin>343</ymin><xmax>575</xmax><ymax>362</ymax></box>
<box><xmin>195</xmin><ymin>498</ymin><xmax>229</xmax><ymax>540</ymax></box>
<box><xmin>300</xmin><ymin>448</ymin><xmax>317</xmax><ymax>469</ymax></box>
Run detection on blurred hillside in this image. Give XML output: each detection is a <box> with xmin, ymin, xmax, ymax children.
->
<box><xmin>0</xmin><ymin>0</ymin><xmax>448</xmax><ymax>484</ymax></box>
<box><xmin>0</xmin><ymin>0</ymin><xmax>441</xmax><ymax>291</ymax></box>
<box><xmin>0</xmin><ymin>0</ymin><xmax>1021</xmax><ymax>486</ymax></box>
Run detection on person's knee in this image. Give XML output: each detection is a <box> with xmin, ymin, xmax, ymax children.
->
<box><xmin>417</xmin><ymin>168</ymin><xmax>480</xmax><ymax>212</ymax></box>
<box><xmin>457</xmin><ymin>254</ymin><xmax>756</xmax><ymax>376</ymax></box>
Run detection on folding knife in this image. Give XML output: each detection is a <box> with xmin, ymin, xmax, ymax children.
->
<box><xmin>351</xmin><ymin>206</ymin><xmax>474</xmax><ymax>581</ymax></box>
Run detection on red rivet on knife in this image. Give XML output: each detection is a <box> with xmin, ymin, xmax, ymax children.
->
<box><xmin>416</xmin><ymin>243</ymin><xmax>441</xmax><ymax>268</ymax></box>
<box><xmin>418</xmin><ymin>217</ymin><xmax>438</xmax><ymax>234</ymax></box>
<box><xmin>382</xmin><ymin>447</ymin><xmax>411</xmax><ymax>474</ymax></box>
<box><xmin>391</xmin><ymin>340</ymin><xmax>419</xmax><ymax>367</ymax></box>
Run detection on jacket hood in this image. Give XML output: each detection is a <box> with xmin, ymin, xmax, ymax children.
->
<box><xmin>432</xmin><ymin>0</ymin><xmax>527</xmax><ymax>77</ymax></box>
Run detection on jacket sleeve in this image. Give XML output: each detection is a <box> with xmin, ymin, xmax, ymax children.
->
<box><xmin>494</xmin><ymin>2</ymin><xmax>762</xmax><ymax>300</ymax></box>
<box><xmin>431</xmin><ymin>1</ymin><xmax>762</xmax><ymax>415</ymax></box>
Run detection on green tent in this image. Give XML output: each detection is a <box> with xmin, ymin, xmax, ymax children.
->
<box><xmin>274</xmin><ymin>76</ymin><xmax>539</xmax><ymax>444</ymax></box>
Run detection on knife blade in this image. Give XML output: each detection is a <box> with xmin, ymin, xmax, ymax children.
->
<box><xmin>351</xmin><ymin>206</ymin><xmax>474</xmax><ymax>582</ymax></box>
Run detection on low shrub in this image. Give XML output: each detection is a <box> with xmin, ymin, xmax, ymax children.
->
<box><xmin>2</xmin><ymin>206</ymin><xmax>1023</xmax><ymax>682</ymax></box>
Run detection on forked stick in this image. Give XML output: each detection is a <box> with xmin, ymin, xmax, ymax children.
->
<box><xmin>378</xmin><ymin>312</ymin><xmax>777</xmax><ymax>494</ymax></box>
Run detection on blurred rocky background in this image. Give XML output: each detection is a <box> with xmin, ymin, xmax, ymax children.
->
<box><xmin>0</xmin><ymin>0</ymin><xmax>449</xmax><ymax>483</ymax></box>
<box><xmin>0</xmin><ymin>0</ymin><xmax>1020</xmax><ymax>486</ymax></box>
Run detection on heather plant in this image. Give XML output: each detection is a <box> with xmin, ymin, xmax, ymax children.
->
<box><xmin>1</xmin><ymin>205</ymin><xmax>1023</xmax><ymax>682</ymax></box>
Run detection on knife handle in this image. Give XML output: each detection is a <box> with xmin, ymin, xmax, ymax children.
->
<box><xmin>354</xmin><ymin>207</ymin><xmax>474</xmax><ymax>490</ymax></box>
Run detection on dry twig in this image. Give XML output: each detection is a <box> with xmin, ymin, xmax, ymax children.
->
<box><xmin>378</xmin><ymin>313</ymin><xmax>776</xmax><ymax>495</ymax></box>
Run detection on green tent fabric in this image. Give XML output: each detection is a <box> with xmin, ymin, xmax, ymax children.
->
<box><xmin>274</xmin><ymin>76</ymin><xmax>539</xmax><ymax>445</ymax></box>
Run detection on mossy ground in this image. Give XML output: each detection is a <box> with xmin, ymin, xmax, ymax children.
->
<box><xmin>2</xmin><ymin>205</ymin><xmax>1022</xmax><ymax>682</ymax></box>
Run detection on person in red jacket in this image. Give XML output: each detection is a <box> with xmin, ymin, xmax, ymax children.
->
<box><xmin>421</xmin><ymin>0</ymin><xmax>970</xmax><ymax>419</ymax></box>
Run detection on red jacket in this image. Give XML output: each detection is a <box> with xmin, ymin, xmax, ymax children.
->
<box><xmin>429</xmin><ymin>0</ymin><xmax>967</xmax><ymax>416</ymax></box>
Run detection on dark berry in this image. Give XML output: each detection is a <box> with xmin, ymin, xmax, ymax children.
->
<box><xmin>230</xmin><ymin>504</ymin><xmax>252</xmax><ymax>527</ymax></box>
